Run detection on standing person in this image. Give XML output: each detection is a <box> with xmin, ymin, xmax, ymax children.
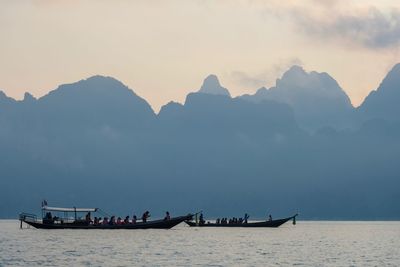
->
<box><xmin>164</xmin><ymin>211</ymin><xmax>171</xmax><ymax>220</ymax></box>
<box><xmin>142</xmin><ymin>211</ymin><xmax>150</xmax><ymax>222</ymax></box>
<box><xmin>244</xmin><ymin>213</ymin><xmax>249</xmax><ymax>224</ymax></box>
<box><xmin>199</xmin><ymin>213</ymin><xmax>205</xmax><ymax>225</ymax></box>
<box><xmin>268</xmin><ymin>214</ymin><xmax>273</xmax><ymax>222</ymax></box>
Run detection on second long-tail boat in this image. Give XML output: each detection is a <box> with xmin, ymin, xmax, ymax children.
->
<box><xmin>185</xmin><ymin>214</ymin><xmax>298</xmax><ymax>228</ymax></box>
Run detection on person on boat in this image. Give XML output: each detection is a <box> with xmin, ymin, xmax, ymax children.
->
<box><xmin>85</xmin><ymin>212</ymin><xmax>92</xmax><ymax>224</ymax></box>
<box><xmin>44</xmin><ymin>212</ymin><xmax>52</xmax><ymax>220</ymax></box>
<box><xmin>132</xmin><ymin>215</ymin><xmax>137</xmax><ymax>224</ymax></box>
<box><xmin>164</xmin><ymin>211</ymin><xmax>171</xmax><ymax>221</ymax></box>
<box><xmin>268</xmin><ymin>214</ymin><xmax>272</xmax><ymax>222</ymax></box>
<box><xmin>93</xmin><ymin>217</ymin><xmax>98</xmax><ymax>225</ymax></box>
<box><xmin>109</xmin><ymin>216</ymin><xmax>116</xmax><ymax>225</ymax></box>
<box><xmin>102</xmin><ymin>217</ymin><xmax>108</xmax><ymax>225</ymax></box>
<box><xmin>142</xmin><ymin>211</ymin><xmax>150</xmax><ymax>222</ymax></box>
<box><xmin>116</xmin><ymin>217</ymin><xmax>122</xmax><ymax>225</ymax></box>
<box><xmin>199</xmin><ymin>213</ymin><xmax>205</xmax><ymax>225</ymax></box>
<box><xmin>244</xmin><ymin>213</ymin><xmax>249</xmax><ymax>224</ymax></box>
<box><xmin>216</xmin><ymin>218</ymin><xmax>220</xmax><ymax>224</ymax></box>
<box><xmin>124</xmin><ymin>216</ymin><xmax>129</xmax><ymax>224</ymax></box>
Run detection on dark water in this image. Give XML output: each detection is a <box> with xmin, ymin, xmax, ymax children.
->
<box><xmin>1</xmin><ymin>220</ymin><xmax>399</xmax><ymax>266</ymax></box>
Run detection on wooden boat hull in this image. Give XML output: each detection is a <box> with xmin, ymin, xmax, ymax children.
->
<box><xmin>22</xmin><ymin>214</ymin><xmax>192</xmax><ymax>230</ymax></box>
<box><xmin>185</xmin><ymin>215</ymin><xmax>297</xmax><ymax>228</ymax></box>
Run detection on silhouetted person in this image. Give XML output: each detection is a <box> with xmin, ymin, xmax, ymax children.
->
<box><xmin>244</xmin><ymin>213</ymin><xmax>249</xmax><ymax>223</ymax></box>
<box><xmin>268</xmin><ymin>214</ymin><xmax>272</xmax><ymax>222</ymax></box>
<box><xmin>199</xmin><ymin>213</ymin><xmax>205</xmax><ymax>224</ymax></box>
<box><xmin>132</xmin><ymin>215</ymin><xmax>137</xmax><ymax>224</ymax></box>
<box><xmin>85</xmin><ymin>212</ymin><xmax>92</xmax><ymax>223</ymax></box>
<box><xmin>109</xmin><ymin>216</ymin><xmax>115</xmax><ymax>225</ymax></box>
<box><xmin>142</xmin><ymin>211</ymin><xmax>150</xmax><ymax>222</ymax></box>
<box><xmin>164</xmin><ymin>211</ymin><xmax>171</xmax><ymax>220</ymax></box>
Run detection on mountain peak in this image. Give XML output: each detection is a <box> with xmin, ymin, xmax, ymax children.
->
<box><xmin>0</xmin><ymin>90</ymin><xmax>16</xmax><ymax>105</ymax></box>
<box><xmin>378</xmin><ymin>63</ymin><xmax>400</xmax><ymax>91</ymax></box>
<box><xmin>198</xmin><ymin>74</ymin><xmax>231</xmax><ymax>97</ymax></box>
<box><xmin>23</xmin><ymin>92</ymin><xmax>36</xmax><ymax>102</ymax></box>
<box><xmin>358</xmin><ymin>62</ymin><xmax>400</xmax><ymax>122</ymax></box>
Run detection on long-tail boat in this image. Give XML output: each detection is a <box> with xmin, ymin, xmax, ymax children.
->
<box><xmin>19</xmin><ymin>204</ymin><xmax>192</xmax><ymax>230</ymax></box>
<box><xmin>185</xmin><ymin>214</ymin><xmax>298</xmax><ymax>228</ymax></box>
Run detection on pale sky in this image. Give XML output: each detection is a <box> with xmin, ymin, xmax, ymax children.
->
<box><xmin>1</xmin><ymin>0</ymin><xmax>400</xmax><ymax>111</ymax></box>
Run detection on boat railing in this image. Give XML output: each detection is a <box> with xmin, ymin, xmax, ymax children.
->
<box><xmin>19</xmin><ymin>212</ymin><xmax>38</xmax><ymax>223</ymax></box>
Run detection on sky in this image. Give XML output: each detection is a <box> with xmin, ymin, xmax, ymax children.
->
<box><xmin>1</xmin><ymin>0</ymin><xmax>400</xmax><ymax>111</ymax></box>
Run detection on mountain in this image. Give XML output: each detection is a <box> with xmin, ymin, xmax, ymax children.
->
<box><xmin>0</xmin><ymin>90</ymin><xmax>17</xmax><ymax>108</ymax></box>
<box><xmin>0</xmin><ymin>76</ymin><xmax>155</xmax><ymax>133</ymax></box>
<box><xmin>159</xmin><ymin>91</ymin><xmax>299</xmax><ymax>138</ymax></box>
<box><xmin>358</xmin><ymin>63</ymin><xmax>400</xmax><ymax>122</ymax></box>
<box><xmin>198</xmin><ymin>74</ymin><xmax>231</xmax><ymax>97</ymax></box>
<box><xmin>0</xmin><ymin>72</ymin><xmax>400</xmax><ymax>219</ymax></box>
<box><xmin>241</xmin><ymin>66</ymin><xmax>355</xmax><ymax>131</ymax></box>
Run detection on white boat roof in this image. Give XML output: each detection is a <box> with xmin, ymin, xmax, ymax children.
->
<box><xmin>42</xmin><ymin>206</ymin><xmax>97</xmax><ymax>212</ymax></box>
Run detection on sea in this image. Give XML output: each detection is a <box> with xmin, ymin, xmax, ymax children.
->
<box><xmin>0</xmin><ymin>220</ymin><xmax>399</xmax><ymax>266</ymax></box>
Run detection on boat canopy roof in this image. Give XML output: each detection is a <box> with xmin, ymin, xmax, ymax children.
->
<box><xmin>42</xmin><ymin>206</ymin><xmax>98</xmax><ymax>212</ymax></box>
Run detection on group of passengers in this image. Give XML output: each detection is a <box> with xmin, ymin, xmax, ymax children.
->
<box><xmin>216</xmin><ymin>217</ymin><xmax>244</xmax><ymax>224</ymax></box>
<box><xmin>215</xmin><ymin>213</ymin><xmax>250</xmax><ymax>224</ymax></box>
<box><xmin>89</xmin><ymin>211</ymin><xmax>171</xmax><ymax>225</ymax></box>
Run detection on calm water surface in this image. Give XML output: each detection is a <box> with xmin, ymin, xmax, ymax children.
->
<box><xmin>0</xmin><ymin>220</ymin><xmax>399</xmax><ymax>266</ymax></box>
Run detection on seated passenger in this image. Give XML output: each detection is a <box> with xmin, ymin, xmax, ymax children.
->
<box><xmin>109</xmin><ymin>216</ymin><xmax>115</xmax><ymax>225</ymax></box>
<box><xmin>85</xmin><ymin>212</ymin><xmax>92</xmax><ymax>223</ymax></box>
<box><xmin>102</xmin><ymin>217</ymin><xmax>109</xmax><ymax>225</ymax></box>
<box><xmin>124</xmin><ymin>216</ymin><xmax>129</xmax><ymax>224</ymax></box>
<box><xmin>164</xmin><ymin>211</ymin><xmax>171</xmax><ymax>221</ymax></box>
<box><xmin>132</xmin><ymin>215</ymin><xmax>137</xmax><ymax>224</ymax></box>
<box><xmin>116</xmin><ymin>217</ymin><xmax>122</xmax><ymax>225</ymax></box>
<box><xmin>216</xmin><ymin>218</ymin><xmax>220</xmax><ymax>224</ymax></box>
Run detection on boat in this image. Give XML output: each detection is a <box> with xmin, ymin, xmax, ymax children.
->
<box><xmin>185</xmin><ymin>214</ymin><xmax>298</xmax><ymax>228</ymax></box>
<box><xmin>19</xmin><ymin>204</ymin><xmax>193</xmax><ymax>230</ymax></box>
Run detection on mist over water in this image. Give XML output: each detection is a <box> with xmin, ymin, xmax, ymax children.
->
<box><xmin>1</xmin><ymin>220</ymin><xmax>399</xmax><ymax>266</ymax></box>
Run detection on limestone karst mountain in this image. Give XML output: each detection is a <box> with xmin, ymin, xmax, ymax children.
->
<box><xmin>241</xmin><ymin>66</ymin><xmax>355</xmax><ymax>131</ymax></box>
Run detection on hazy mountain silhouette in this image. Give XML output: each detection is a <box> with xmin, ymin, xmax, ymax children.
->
<box><xmin>241</xmin><ymin>66</ymin><xmax>355</xmax><ymax>131</ymax></box>
<box><xmin>358</xmin><ymin>63</ymin><xmax>400</xmax><ymax>123</ymax></box>
<box><xmin>0</xmin><ymin>70</ymin><xmax>400</xmax><ymax>220</ymax></box>
<box><xmin>198</xmin><ymin>74</ymin><xmax>231</xmax><ymax>97</ymax></box>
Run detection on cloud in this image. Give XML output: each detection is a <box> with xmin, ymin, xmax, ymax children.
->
<box><xmin>294</xmin><ymin>7</ymin><xmax>400</xmax><ymax>49</ymax></box>
<box><xmin>262</xmin><ymin>1</ymin><xmax>400</xmax><ymax>49</ymax></box>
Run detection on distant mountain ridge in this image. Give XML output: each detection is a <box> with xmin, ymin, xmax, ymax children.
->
<box><xmin>1</xmin><ymin>64</ymin><xmax>400</xmax><ymax>219</ymax></box>
<box><xmin>240</xmin><ymin>65</ymin><xmax>355</xmax><ymax>131</ymax></box>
